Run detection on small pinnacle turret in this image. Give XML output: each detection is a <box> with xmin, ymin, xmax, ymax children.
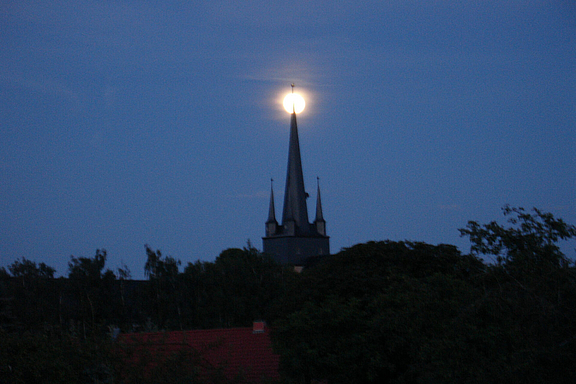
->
<box><xmin>315</xmin><ymin>177</ymin><xmax>324</xmax><ymax>221</ymax></box>
<box><xmin>314</xmin><ymin>177</ymin><xmax>326</xmax><ymax>236</ymax></box>
<box><xmin>266</xmin><ymin>179</ymin><xmax>278</xmax><ymax>237</ymax></box>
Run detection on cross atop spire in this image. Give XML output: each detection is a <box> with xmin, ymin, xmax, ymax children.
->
<box><xmin>291</xmin><ymin>83</ymin><xmax>295</xmax><ymax>113</ymax></box>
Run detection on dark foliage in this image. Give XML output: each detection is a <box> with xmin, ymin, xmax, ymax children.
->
<box><xmin>0</xmin><ymin>329</ymin><xmax>114</xmax><ymax>384</ymax></box>
<box><xmin>271</xmin><ymin>207</ymin><xmax>576</xmax><ymax>384</ymax></box>
<box><xmin>272</xmin><ymin>241</ymin><xmax>488</xmax><ymax>383</ymax></box>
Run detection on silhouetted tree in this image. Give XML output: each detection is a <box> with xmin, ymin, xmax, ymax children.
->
<box><xmin>144</xmin><ymin>245</ymin><xmax>182</xmax><ymax>329</ymax></box>
<box><xmin>459</xmin><ymin>206</ymin><xmax>576</xmax><ymax>382</ymax></box>
<box><xmin>67</xmin><ymin>249</ymin><xmax>119</xmax><ymax>336</ymax></box>
<box><xmin>9</xmin><ymin>258</ymin><xmax>55</xmax><ymax>281</ymax></box>
<box><xmin>0</xmin><ymin>258</ymin><xmax>59</xmax><ymax>331</ymax></box>
<box><xmin>272</xmin><ymin>241</ymin><xmax>487</xmax><ymax>384</ymax></box>
<box><xmin>180</xmin><ymin>243</ymin><xmax>289</xmax><ymax>329</ymax></box>
<box><xmin>0</xmin><ymin>329</ymin><xmax>115</xmax><ymax>384</ymax></box>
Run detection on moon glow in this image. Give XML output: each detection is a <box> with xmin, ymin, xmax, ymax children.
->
<box><xmin>283</xmin><ymin>93</ymin><xmax>306</xmax><ymax>114</ymax></box>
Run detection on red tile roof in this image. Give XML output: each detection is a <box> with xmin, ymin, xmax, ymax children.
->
<box><xmin>119</xmin><ymin>326</ymin><xmax>280</xmax><ymax>384</ymax></box>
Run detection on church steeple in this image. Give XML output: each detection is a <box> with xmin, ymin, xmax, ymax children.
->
<box><xmin>263</xmin><ymin>84</ymin><xmax>330</xmax><ymax>265</ymax></box>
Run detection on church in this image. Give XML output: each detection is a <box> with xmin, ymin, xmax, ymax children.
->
<box><xmin>262</xmin><ymin>90</ymin><xmax>330</xmax><ymax>265</ymax></box>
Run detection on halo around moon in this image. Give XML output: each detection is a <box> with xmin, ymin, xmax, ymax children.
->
<box><xmin>283</xmin><ymin>93</ymin><xmax>305</xmax><ymax>114</ymax></box>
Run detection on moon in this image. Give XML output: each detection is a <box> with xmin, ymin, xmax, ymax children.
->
<box><xmin>283</xmin><ymin>93</ymin><xmax>305</xmax><ymax>114</ymax></box>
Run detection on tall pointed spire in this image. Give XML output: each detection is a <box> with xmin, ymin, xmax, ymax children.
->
<box><xmin>281</xmin><ymin>87</ymin><xmax>310</xmax><ymax>234</ymax></box>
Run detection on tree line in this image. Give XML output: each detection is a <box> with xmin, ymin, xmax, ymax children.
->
<box><xmin>0</xmin><ymin>243</ymin><xmax>290</xmax><ymax>334</ymax></box>
<box><xmin>1</xmin><ymin>206</ymin><xmax>576</xmax><ymax>383</ymax></box>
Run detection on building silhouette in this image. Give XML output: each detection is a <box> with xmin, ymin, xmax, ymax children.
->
<box><xmin>263</xmin><ymin>104</ymin><xmax>329</xmax><ymax>265</ymax></box>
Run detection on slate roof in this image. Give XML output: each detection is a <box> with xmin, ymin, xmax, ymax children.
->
<box><xmin>119</xmin><ymin>325</ymin><xmax>280</xmax><ymax>384</ymax></box>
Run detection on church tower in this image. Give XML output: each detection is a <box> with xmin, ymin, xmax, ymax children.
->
<box><xmin>263</xmin><ymin>86</ymin><xmax>330</xmax><ymax>265</ymax></box>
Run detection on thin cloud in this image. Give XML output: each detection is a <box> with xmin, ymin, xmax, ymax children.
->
<box><xmin>233</xmin><ymin>190</ymin><xmax>275</xmax><ymax>199</ymax></box>
<box><xmin>438</xmin><ymin>204</ymin><xmax>464</xmax><ymax>212</ymax></box>
<box><xmin>0</xmin><ymin>70</ymin><xmax>81</xmax><ymax>106</ymax></box>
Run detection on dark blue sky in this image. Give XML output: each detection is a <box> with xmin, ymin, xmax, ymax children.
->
<box><xmin>2</xmin><ymin>1</ymin><xmax>575</xmax><ymax>278</ymax></box>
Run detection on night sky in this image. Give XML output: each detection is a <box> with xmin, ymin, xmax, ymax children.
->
<box><xmin>2</xmin><ymin>1</ymin><xmax>575</xmax><ymax>278</ymax></box>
